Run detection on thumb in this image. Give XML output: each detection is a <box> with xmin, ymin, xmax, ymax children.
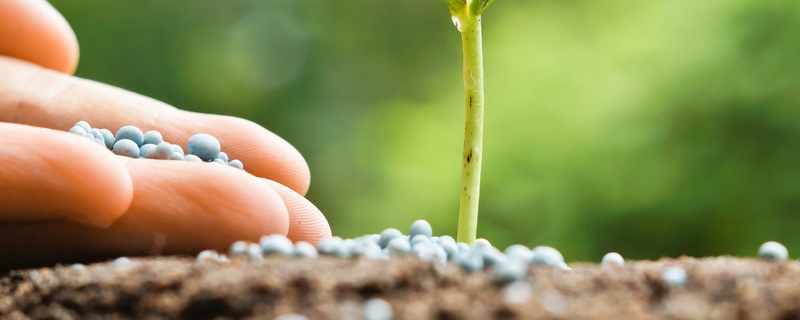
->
<box><xmin>0</xmin><ymin>0</ymin><xmax>79</xmax><ymax>73</ymax></box>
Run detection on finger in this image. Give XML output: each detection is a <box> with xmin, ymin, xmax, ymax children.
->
<box><xmin>0</xmin><ymin>122</ymin><xmax>132</xmax><ymax>227</ymax></box>
<box><xmin>0</xmin><ymin>0</ymin><xmax>79</xmax><ymax>73</ymax></box>
<box><xmin>0</xmin><ymin>158</ymin><xmax>290</xmax><ymax>270</ymax></box>
<box><xmin>0</xmin><ymin>56</ymin><xmax>311</xmax><ymax>195</ymax></box>
<box><xmin>263</xmin><ymin>179</ymin><xmax>331</xmax><ymax>244</ymax></box>
<box><xmin>118</xmin><ymin>158</ymin><xmax>291</xmax><ymax>250</ymax></box>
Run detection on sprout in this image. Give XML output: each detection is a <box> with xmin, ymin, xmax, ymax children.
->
<box><xmin>445</xmin><ymin>0</ymin><xmax>497</xmax><ymax>244</ymax></box>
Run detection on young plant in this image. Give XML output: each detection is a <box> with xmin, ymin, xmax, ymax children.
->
<box><xmin>445</xmin><ymin>0</ymin><xmax>495</xmax><ymax>244</ymax></box>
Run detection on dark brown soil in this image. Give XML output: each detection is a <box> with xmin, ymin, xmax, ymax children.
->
<box><xmin>1</xmin><ymin>255</ymin><xmax>800</xmax><ymax>319</ymax></box>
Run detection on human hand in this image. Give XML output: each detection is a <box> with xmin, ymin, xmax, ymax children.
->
<box><xmin>0</xmin><ymin>0</ymin><xmax>331</xmax><ymax>269</ymax></box>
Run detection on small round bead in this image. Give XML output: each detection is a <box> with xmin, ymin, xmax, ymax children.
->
<box><xmin>169</xmin><ymin>152</ymin><xmax>184</xmax><ymax>160</ymax></box>
<box><xmin>115</xmin><ymin>125</ymin><xmax>144</xmax><ymax>146</ymax></box>
<box><xmin>228</xmin><ymin>241</ymin><xmax>249</xmax><ymax>258</ymax></box>
<box><xmin>437</xmin><ymin>235</ymin><xmax>458</xmax><ymax>260</ymax></box>
<box><xmin>142</xmin><ymin>130</ymin><xmax>163</xmax><ymax>145</ymax></box>
<box><xmin>410</xmin><ymin>234</ymin><xmax>431</xmax><ymax>248</ymax></box>
<box><xmin>457</xmin><ymin>242</ymin><xmax>472</xmax><ymax>255</ymax></box>
<box><xmin>316</xmin><ymin>237</ymin><xmax>343</xmax><ymax>256</ymax></box>
<box><xmin>99</xmin><ymin>128</ymin><xmax>115</xmax><ymax>149</ymax></box>
<box><xmin>171</xmin><ymin>144</ymin><xmax>185</xmax><ymax>156</ymax></box>
<box><xmin>184</xmin><ymin>154</ymin><xmax>203</xmax><ymax>162</ymax></box>
<box><xmin>758</xmin><ymin>241</ymin><xmax>789</xmax><ymax>262</ymax></box>
<box><xmin>601</xmin><ymin>252</ymin><xmax>625</xmax><ymax>267</ymax></box>
<box><xmin>386</xmin><ymin>237</ymin><xmax>411</xmax><ymax>256</ymax></box>
<box><xmin>212</xmin><ymin>158</ymin><xmax>227</xmax><ymax>165</ymax></box>
<box><xmin>409</xmin><ymin>219</ymin><xmax>433</xmax><ymax>239</ymax></box>
<box><xmin>139</xmin><ymin>144</ymin><xmax>157</xmax><ymax>158</ymax></box>
<box><xmin>260</xmin><ymin>234</ymin><xmax>295</xmax><ymax>257</ymax></box>
<box><xmin>153</xmin><ymin>142</ymin><xmax>174</xmax><ymax>159</ymax></box>
<box><xmin>293</xmin><ymin>241</ymin><xmax>319</xmax><ymax>258</ymax></box>
<box><xmin>531</xmin><ymin>246</ymin><xmax>565</xmax><ymax>267</ymax></box>
<box><xmin>662</xmin><ymin>267</ymin><xmax>687</xmax><ymax>286</ymax></box>
<box><xmin>378</xmin><ymin>228</ymin><xmax>403</xmax><ymax>249</ymax></box>
<box><xmin>472</xmin><ymin>238</ymin><xmax>493</xmax><ymax>253</ymax></box>
<box><xmin>112</xmin><ymin>139</ymin><xmax>140</xmax><ymax>158</ymax></box>
<box><xmin>89</xmin><ymin>128</ymin><xmax>104</xmax><ymax>141</ymax></box>
<box><xmin>363</xmin><ymin>298</ymin><xmax>393</xmax><ymax>320</ymax></box>
<box><xmin>73</xmin><ymin>120</ymin><xmax>92</xmax><ymax>132</ymax></box>
<box><xmin>492</xmin><ymin>258</ymin><xmax>528</xmax><ymax>285</ymax></box>
<box><xmin>505</xmin><ymin>244</ymin><xmax>534</xmax><ymax>263</ymax></box>
<box><xmin>217</xmin><ymin>151</ymin><xmax>229</xmax><ymax>162</ymax></box>
<box><xmin>421</xmin><ymin>243</ymin><xmax>447</xmax><ymax>265</ymax></box>
<box><xmin>360</xmin><ymin>243</ymin><xmax>386</xmax><ymax>260</ymax></box>
<box><xmin>196</xmin><ymin>250</ymin><xmax>220</xmax><ymax>262</ymax></box>
<box><xmin>481</xmin><ymin>247</ymin><xmax>508</xmax><ymax>268</ymax></box>
<box><xmin>187</xmin><ymin>133</ymin><xmax>221</xmax><ymax>161</ymax></box>
<box><xmin>70</xmin><ymin>263</ymin><xmax>86</xmax><ymax>271</ymax></box>
<box><xmin>228</xmin><ymin>159</ymin><xmax>244</xmax><ymax>170</ymax></box>
<box><xmin>68</xmin><ymin>126</ymin><xmax>87</xmax><ymax>135</ymax></box>
<box><xmin>246</xmin><ymin>243</ymin><xmax>263</xmax><ymax>261</ymax></box>
<box><xmin>456</xmin><ymin>251</ymin><xmax>484</xmax><ymax>272</ymax></box>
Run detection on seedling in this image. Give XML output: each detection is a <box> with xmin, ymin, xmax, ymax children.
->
<box><xmin>445</xmin><ymin>0</ymin><xmax>496</xmax><ymax>244</ymax></box>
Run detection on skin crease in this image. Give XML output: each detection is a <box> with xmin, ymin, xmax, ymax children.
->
<box><xmin>0</xmin><ymin>0</ymin><xmax>331</xmax><ymax>269</ymax></box>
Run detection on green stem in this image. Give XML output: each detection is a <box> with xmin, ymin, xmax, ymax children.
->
<box><xmin>456</xmin><ymin>15</ymin><xmax>484</xmax><ymax>244</ymax></box>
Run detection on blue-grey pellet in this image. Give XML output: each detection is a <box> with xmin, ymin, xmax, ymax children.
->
<box><xmin>74</xmin><ymin>121</ymin><xmax>92</xmax><ymax>132</ymax></box>
<box><xmin>601</xmin><ymin>252</ymin><xmax>625</xmax><ymax>267</ymax></box>
<box><xmin>293</xmin><ymin>241</ymin><xmax>319</xmax><ymax>258</ymax></box>
<box><xmin>260</xmin><ymin>234</ymin><xmax>295</xmax><ymax>257</ymax></box>
<box><xmin>456</xmin><ymin>251</ymin><xmax>484</xmax><ymax>272</ymax></box>
<box><xmin>99</xmin><ymin>128</ymin><xmax>115</xmax><ymax>149</ymax></box>
<box><xmin>229</xmin><ymin>241</ymin><xmax>249</xmax><ymax>258</ymax></box>
<box><xmin>184</xmin><ymin>154</ymin><xmax>203</xmax><ymax>163</ymax></box>
<box><xmin>139</xmin><ymin>143</ymin><xmax>157</xmax><ymax>158</ymax></box>
<box><xmin>228</xmin><ymin>159</ymin><xmax>244</xmax><ymax>170</ymax></box>
<box><xmin>246</xmin><ymin>243</ymin><xmax>263</xmax><ymax>261</ymax></box>
<box><xmin>172</xmin><ymin>144</ymin><xmax>184</xmax><ymax>156</ymax></box>
<box><xmin>363</xmin><ymin>298</ymin><xmax>393</xmax><ymax>320</ymax></box>
<box><xmin>68</xmin><ymin>126</ymin><xmax>87</xmax><ymax>135</ymax></box>
<box><xmin>492</xmin><ymin>257</ymin><xmax>528</xmax><ymax>285</ymax></box>
<box><xmin>758</xmin><ymin>241</ymin><xmax>788</xmax><ymax>262</ymax></box>
<box><xmin>188</xmin><ymin>133</ymin><xmax>221</xmax><ymax>161</ymax></box>
<box><xmin>115</xmin><ymin>125</ymin><xmax>144</xmax><ymax>146</ymax></box>
<box><xmin>142</xmin><ymin>130</ymin><xmax>163</xmax><ymax>145</ymax></box>
<box><xmin>481</xmin><ymin>247</ymin><xmax>508</xmax><ymax>268</ymax></box>
<box><xmin>531</xmin><ymin>246</ymin><xmax>565</xmax><ymax>267</ymax></box>
<box><xmin>317</xmin><ymin>236</ymin><xmax>343</xmax><ymax>256</ymax></box>
<box><xmin>662</xmin><ymin>267</ymin><xmax>687</xmax><ymax>286</ymax></box>
<box><xmin>153</xmin><ymin>142</ymin><xmax>173</xmax><ymax>159</ymax></box>
<box><xmin>409</xmin><ymin>219</ymin><xmax>433</xmax><ymax>239</ymax></box>
<box><xmin>112</xmin><ymin>139</ymin><xmax>140</xmax><ymax>158</ymax></box>
<box><xmin>437</xmin><ymin>235</ymin><xmax>458</xmax><ymax>259</ymax></box>
<box><xmin>378</xmin><ymin>228</ymin><xmax>403</xmax><ymax>249</ymax></box>
<box><xmin>386</xmin><ymin>237</ymin><xmax>411</xmax><ymax>256</ymax></box>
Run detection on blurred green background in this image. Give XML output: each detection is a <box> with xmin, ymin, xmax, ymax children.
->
<box><xmin>50</xmin><ymin>0</ymin><xmax>800</xmax><ymax>262</ymax></box>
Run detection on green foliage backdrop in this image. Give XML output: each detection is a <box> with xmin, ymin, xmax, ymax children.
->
<box><xmin>50</xmin><ymin>0</ymin><xmax>800</xmax><ymax>262</ymax></box>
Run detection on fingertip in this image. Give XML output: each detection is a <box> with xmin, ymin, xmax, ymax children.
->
<box><xmin>263</xmin><ymin>179</ymin><xmax>331</xmax><ymax>244</ymax></box>
<box><xmin>0</xmin><ymin>0</ymin><xmax>79</xmax><ymax>74</ymax></box>
<box><xmin>0</xmin><ymin>123</ymin><xmax>133</xmax><ymax>227</ymax></box>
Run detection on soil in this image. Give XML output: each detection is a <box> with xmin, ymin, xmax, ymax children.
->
<box><xmin>1</xmin><ymin>255</ymin><xmax>799</xmax><ymax>319</ymax></box>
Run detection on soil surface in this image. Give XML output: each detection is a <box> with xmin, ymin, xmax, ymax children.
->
<box><xmin>1</xmin><ymin>255</ymin><xmax>799</xmax><ymax>319</ymax></box>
